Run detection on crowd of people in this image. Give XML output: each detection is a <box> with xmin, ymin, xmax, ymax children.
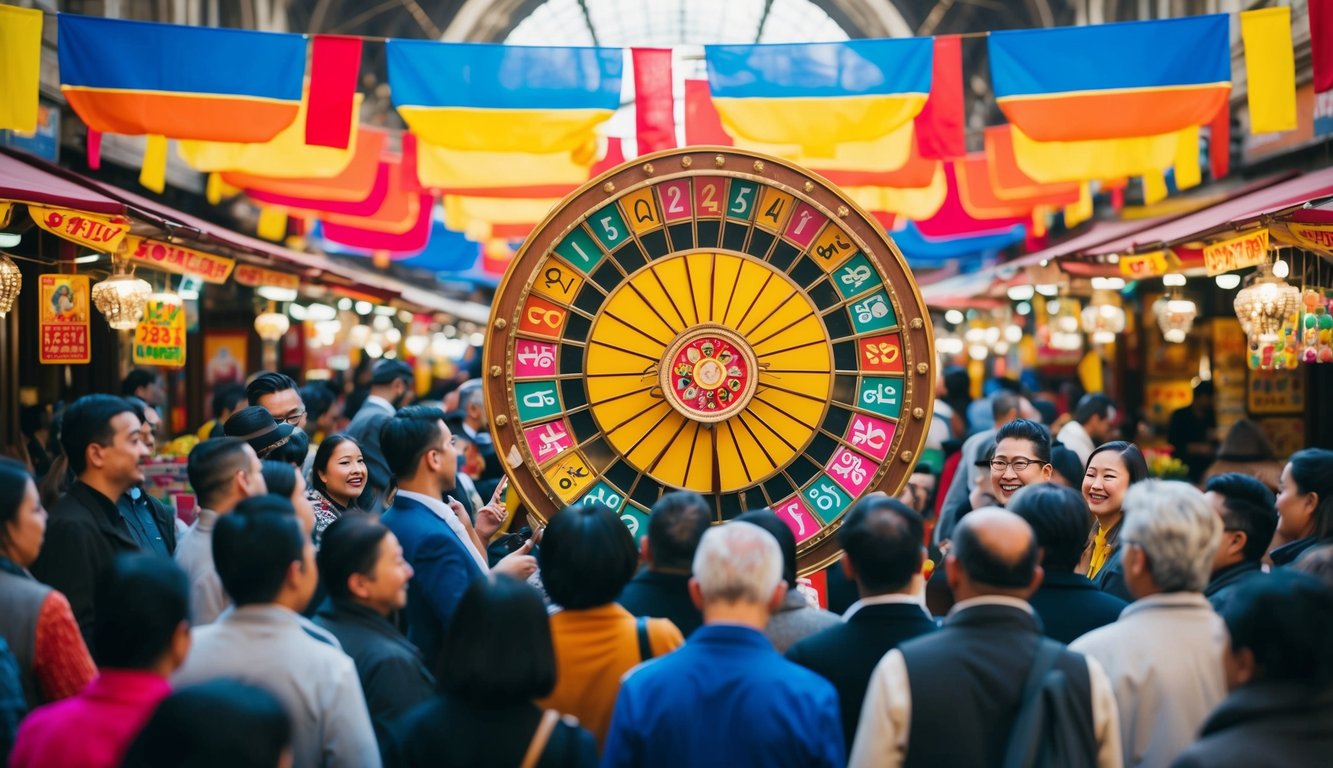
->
<box><xmin>1</xmin><ymin>364</ymin><xmax>1331</xmax><ymax>768</ymax></box>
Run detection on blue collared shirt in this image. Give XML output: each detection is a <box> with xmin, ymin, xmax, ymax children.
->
<box><xmin>601</xmin><ymin>623</ymin><xmax>845</xmax><ymax>768</ymax></box>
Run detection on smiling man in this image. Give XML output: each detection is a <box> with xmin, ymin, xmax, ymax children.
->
<box><xmin>990</xmin><ymin>419</ymin><xmax>1053</xmax><ymax>507</ymax></box>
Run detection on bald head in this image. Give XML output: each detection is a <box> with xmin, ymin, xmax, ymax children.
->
<box><xmin>948</xmin><ymin>507</ymin><xmax>1041</xmax><ymax>599</ymax></box>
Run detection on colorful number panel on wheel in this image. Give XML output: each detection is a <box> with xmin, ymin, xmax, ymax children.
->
<box><xmin>483</xmin><ymin>148</ymin><xmax>935</xmax><ymax>573</ymax></box>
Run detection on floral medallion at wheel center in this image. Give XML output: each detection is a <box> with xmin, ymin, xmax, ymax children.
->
<box><xmin>659</xmin><ymin>324</ymin><xmax>759</xmax><ymax>423</ymax></box>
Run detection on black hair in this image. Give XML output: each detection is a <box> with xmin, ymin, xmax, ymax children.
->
<box><xmin>647</xmin><ymin>491</ymin><xmax>712</xmax><ymax>571</ymax></box>
<box><xmin>297</xmin><ymin>383</ymin><xmax>335</xmax><ymax>423</ymax></box>
<box><xmin>1222</xmin><ymin>570</ymin><xmax>1333</xmax><ymax>687</ymax></box>
<box><xmin>734</xmin><ymin>509</ymin><xmax>799</xmax><ymax>588</ymax></box>
<box><xmin>19</xmin><ymin>404</ymin><xmax>47</xmax><ymax>438</ymax></box>
<box><xmin>952</xmin><ymin>515</ymin><xmax>1039</xmax><ymax>589</ymax></box>
<box><xmin>245</xmin><ymin>372</ymin><xmax>299</xmax><ymax>407</ymax></box>
<box><xmin>1294</xmin><ymin>545</ymin><xmax>1333</xmax><ymax>590</ymax></box>
<box><xmin>1049</xmin><ymin>443</ymin><xmax>1085</xmax><ymax>487</ymax></box>
<box><xmin>437</xmin><ymin>575</ymin><xmax>555</xmax><ymax>705</ymax></box>
<box><xmin>309</xmin><ymin>434</ymin><xmax>363</xmax><ymax>497</ymax></box>
<box><xmin>0</xmin><ymin>457</ymin><xmax>35</xmax><ymax>550</ymax></box>
<box><xmin>381</xmin><ymin>410</ymin><xmax>446</xmax><ymax>480</ymax></box>
<box><xmin>992</xmin><ymin>392</ymin><xmax>1023</xmax><ymax>422</ymax></box>
<box><xmin>838</xmin><ymin>497</ymin><xmax>924</xmax><ymax>593</ymax></box>
<box><xmin>1086</xmin><ymin>440</ymin><xmax>1149</xmax><ymax>484</ymax></box>
<box><xmin>60</xmin><ymin>394</ymin><xmax>137</xmax><ymax>475</ymax></box>
<box><xmin>1205</xmin><ymin>473</ymin><xmax>1278</xmax><ymax>563</ymax></box>
<box><xmin>121</xmin><ymin>680</ymin><xmax>291</xmax><ymax>768</ymax></box>
<box><xmin>539</xmin><ymin>503</ymin><xmax>638</xmax><ymax>609</ymax></box>
<box><xmin>122</xmin><ymin>369</ymin><xmax>158</xmax><ymax>398</ymax></box>
<box><xmin>317</xmin><ymin>514</ymin><xmax>389</xmax><ymax>602</ymax></box>
<box><xmin>994</xmin><ymin>418</ymin><xmax>1052</xmax><ymax>464</ymax></box>
<box><xmin>212</xmin><ymin>495</ymin><xmax>305</xmax><ymax>606</ymax></box>
<box><xmin>212</xmin><ymin>384</ymin><xmax>247</xmax><ymax>421</ymax></box>
<box><xmin>187</xmin><ymin>438</ymin><xmax>253</xmax><ymax>511</ymax></box>
<box><xmin>1008</xmin><ymin>484</ymin><xmax>1092</xmax><ymax>572</ymax></box>
<box><xmin>260</xmin><ymin>459</ymin><xmax>298</xmax><ymax>500</ymax></box>
<box><xmin>94</xmin><ymin>554</ymin><xmax>188</xmax><ymax>669</ymax></box>
<box><xmin>1032</xmin><ymin>399</ymin><xmax>1058</xmax><ymax>427</ymax></box>
<box><xmin>1287</xmin><ymin>448</ymin><xmax>1333</xmax><ymax>539</ymax></box>
<box><xmin>371</xmin><ymin>359</ymin><xmax>415</xmax><ymax>386</ymax></box>
<box><xmin>1193</xmin><ymin>380</ymin><xmax>1215</xmax><ymax>397</ymax></box>
<box><xmin>267</xmin><ymin>427</ymin><xmax>310</xmax><ymax>468</ymax></box>
<box><xmin>1074</xmin><ymin>393</ymin><xmax>1115</xmax><ymax>425</ymax></box>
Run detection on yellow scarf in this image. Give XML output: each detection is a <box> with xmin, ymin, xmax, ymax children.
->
<box><xmin>1088</xmin><ymin>525</ymin><xmax>1111</xmax><ymax>579</ymax></box>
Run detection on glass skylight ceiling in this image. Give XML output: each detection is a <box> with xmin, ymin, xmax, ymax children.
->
<box><xmin>504</xmin><ymin>0</ymin><xmax>851</xmax><ymax>47</ymax></box>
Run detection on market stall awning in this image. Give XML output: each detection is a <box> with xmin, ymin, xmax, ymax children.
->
<box><xmin>0</xmin><ymin>150</ymin><xmax>124</xmax><ymax>214</ymax></box>
<box><xmin>1085</xmin><ymin>167</ymin><xmax>1333</xmax><ymax>256</ymax></box>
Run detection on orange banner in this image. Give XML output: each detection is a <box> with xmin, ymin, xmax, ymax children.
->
<box><xmin>39</xmin><ymin>273</ymin><xmax>90</xmax><ymax>364</ymax></box>
<box><xmin>29</xmin><ymin>204</ymin><xmax>130</xmax><ymax>253</ymax></box>
<box><xmin>233</xmin><ymin>263</ymin><xmax>300</xmax><ymax>291</ymax></box>
<box><xmin>1204</xmin><ymin>229</ymin><xmax>1269</xmax><ymax>276</ymax></box>
<box><xmin>125</xmin><ymin>236</ymin><xmax>235</xmax><ymax>284</ymax></box>
<box><xmin>1118</xmin><ymin>249</ymin><xmax>1177</xmax><ymax>279</ymax></box>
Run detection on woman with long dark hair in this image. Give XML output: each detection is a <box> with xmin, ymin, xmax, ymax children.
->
<box><xmin>1271</xmin><ymin>448</ymin><xmax>1333</xmax><ymax>566</ymax></box>
<box><xmin>306</xmin><ymin>435</ymin><xmax>367</xmax><ymax>546</ymax></box>
<box><xmin>1079</xmin><ymin>441</ymin><xmax>1150</xmax><ymax>601</ymax></box>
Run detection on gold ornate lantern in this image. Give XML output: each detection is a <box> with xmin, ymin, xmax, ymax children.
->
<box><xmin>0</xmin><ymin>254</ymin><xmax>20</xmax><ymax>316</ymax></box>
<box><xmin>92</xmin><ymin>264</ymin><xmax>152</xmax><ymax>330</ymax></box>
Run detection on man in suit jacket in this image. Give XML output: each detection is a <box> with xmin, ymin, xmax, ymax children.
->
<box><xmin>455</xmin><ymin>379</ymin><xmax>502</xmax><ymax>499</ymax></box>
<box><xmin>379</xmin><ymin>411</ymin><xmax>535</xmax><ymax>664</ymax></box>
<box><xmin>345</xmin><ymin>360</ymin><xmax>415</xmax><ymax>509</ymax></box>
<box><xmin>1008</xmin><ymin>484</ymin><xmax>1127</xmax><ymax>644</ymax></box>
<box><xmin>850</xmin><ymin>508</ymin><xmax>1122</xmax><ymax>768</ymax></box>
<box><xmin>786</xmin><ymin>498</ymin><xmax>937</xmax><ymax>750</ymax></box>
<box><xmin>30</xmin><ymin>395</ymin><xmax>154</xmax><ymax>647</ymax></box>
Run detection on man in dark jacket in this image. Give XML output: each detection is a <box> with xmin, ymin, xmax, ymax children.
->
<box><xmin>786</xmin><ymin>497</ymin><xmax>937</xmax><ymax>750</ymax></box>
<box><xmin>618</xmin><ymin>491</ymin><xmax>710</xmax><ymax>637</ymax></box>
<box><xmin>314</xmin><ymin>515</ymin><xmax>434</xmax><ymax>745</ymax></box>
<box><xmin>1203</xmin><ymin>473</ymin><xmax>1276</xmax><ymax>613</ymax></box>
<box><xmin>1008</xmin><ymin>484</ymin><xmax>1127</xmax><ymax>643</ymax></box>
<box><xmin>1171</xmin><ymin>571</ymin><xmax>1333</xmax><ymax>768</ymax></box>
<box><xmin>30</xmin><ymin>395</ymin><xmax>153</xmax><ymax>648</ymax></box>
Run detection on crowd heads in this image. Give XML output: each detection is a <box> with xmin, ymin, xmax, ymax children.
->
<box><xmin>691</xmin><ymin>521</ymin><xmax>783</xmax><ymax>606</ymax></box>
<box><xmin>837</xmin><ymin>497</ymin><xmax>924</xmax><ymax>593</ymax></box>
<box><xmin>950</xmin><ymin>507</ymin><xmax>1040</xmax><ymax>595</ymax></box>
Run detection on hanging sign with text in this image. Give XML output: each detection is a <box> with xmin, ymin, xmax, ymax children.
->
<box><xmin>1118</xmin><ymin>249</ymin><xmax>1177</xmax><ymax>279</ymax></box>
<box><xmin>233</xmin><ymin>263</ymin><xmax>300</xmax><ymax>291</ymax></box>
<box><xmin>132</xmin><ymin>296</ymin><xmax>187</xmax><ymax>367</ymax></box>
<box><xmin>29</xmin><ymin>205</ymin><xmax>130</xmax><ymax>253</ymax></box>
<box><xmin>124</xmin><ymin>236</ymin><xmax>235</xmax><ymax>284</ymax></box>
<box><xmin>38</xmin><ymin>273</ymin><xmax>90</xmax><ymax>364</ymax></box>
<box><xmin>1203</xmin><ymin>229</ymin><xmax>1269</xmax><ymax>276</ymax></box>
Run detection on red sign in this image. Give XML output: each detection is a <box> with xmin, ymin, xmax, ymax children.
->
<box><xmin>38</xmin><ymin>274</ymin><xmax>91</xmax><ymax>364</ymax></box>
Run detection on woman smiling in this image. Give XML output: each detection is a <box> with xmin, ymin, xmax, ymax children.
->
<box><xmin>307</xmin><ymin>435</ymin><xmax>368</xmax><ymax>545</ymax></box>
<box><xmin>1078</xmin><ymin>441</ymin><xmax>1149</xmax><ymax>600</ymax></box>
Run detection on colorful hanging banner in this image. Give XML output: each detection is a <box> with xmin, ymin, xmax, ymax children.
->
<box><xmin>988</xmin><ymin>15</ymin><xmax>1230</xmax><ymax>141</ymax></box>
<box><xmin>705</xmin><ymin>38</ymin><xmax>931</xmax><ymax>157</ymax></box>
<box><xmin>58</xmin><ymin>15</ymin><xmax>305</xmax><ymax>142</ymax></box>
<box><xmin>982</xmin><ymin>126</ymin><xmax>1083</xmax><ymax>202</ymax></box>
<box><xmin>132</xmin><ymin>296</ymin><xmax>187</xmax><ymax>367</ymax></box>
<box><xmin>224</xmin><ymin>128</ymin><xmax>386</xmax><ymax>203</ymax></box>
<box><xmin>914</xmin><ymin>35</ymin><xmax>965</xmax><ymax>160</ymax></box>
<box><xmin>39</xmin><ymin>274</ymin><xmax>90</xmax><ymax>364</ymax></box>
<box><xmin>1313</xmin><ymin>0</ymin><xmax>1333</xmax><ymax>93</ymax></box>
<box><xmin>306</xmin><ymin>35</ymin><xmax>362</xmax><ymax>149</ymax></box>
<box><xmin>387</xmin><ymin>41</ymin><xmax>622</xmax><ymax>154</ymax></box>
<box><xmin>1276</xmin><ymin>221</ymin><xmax>1333</xmax><ymax>253</ymax></box>
<box><xmin>1204</xmin><ymin>229</ymin><xmax>1269</xmax><ymax>275</ymax></box>
<box><xmin>633</xmin><ymin>48</ymin><xmax>677</xmax><ymax>154</ymax></box>
<box><xmin>1240</xmin><ymin>7</ymin><xmax>1298</xmax><ymax>134</ymax></box>
<box><xmin>29</xmin><ymin>205</ymin><xmax>130</xmax><ymax>252</ymax></box>
<box><xmin>233</xmin><ymin>264</ymin><xmax>300</xmax><ymax>291</ymax></box>
<box><xmin>1006</xmin><ymin>124</ymin><xmax>1182</xmax><ymax>184</ymax></box>
<box><xmin>0</xmin><ymin>4</ymin><xmax>42</xmax><ymax>132</ymax></box>
<box><xmin>124</xmin><ymin>235</ymin><xmax>235</xmax><ymax>284</ymax></box>
<box><xmin>320</xmin><ymin>196</ymin><xmax>433</xmax><ymax>252</ymax></box>
<box><xmin>178</xmin><ymin>95</ymin><xmax>363</xmax><ymax>179</ymax></box>
<box><xmin>1118</xmin><ymin>249</ymin><xmax>1178</xmax><ymax>278</ymax></box>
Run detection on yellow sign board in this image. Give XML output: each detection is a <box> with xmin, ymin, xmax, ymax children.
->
<box><xmin>132</xmin><ymin>296</ymin><xmax>187</xmax><ymax>368</ymax></box>
<box><xmin>1203</xmin><ymin>229</ymin><xmax>1269</xmax><ymax>276</ymax></box>
<box><xmin>1118</xmin><ymin>249</ymin><xmax>1176</xmax><ymax>279</ymax></box>
<box><xmin>125</xmin><ymin>236</ymin><xmax>235</xmax><ymax>284</ymax></box>
<box><xmin>233</xmin><ymin>263</ymin><xmax>300</xmax><ymax>291</ymax></box>
<box><xmin>29</xmin><ymin>205</ymin><xmax>130</xmax><ymax>253</ymax></box>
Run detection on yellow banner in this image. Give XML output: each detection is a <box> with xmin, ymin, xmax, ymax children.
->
<box><xmin>1276</xmin><ymin>221</ymin><xmax>1333</xmax><ymax>254</ymax></box>
<box><xmin>125</xmin><ymin>236</ymin><xmax>235</xmax><ymax>284</ymax></box>
<box><xmin>29</xmin><ymin>205</ymin><xmax>130</xmax><ymax>253</ymax></box>
<box><xmin>233</xmin><ymin>263</ymin><xmax>299</xmax><ymax>291</ymax></box>
<box><xmin>1241</xmin><ymin>7</ymin><xmax>1298</xmax><ymax>134</ymax></box>
<box><xmin>133</xmin><ymin>296</ymin><xmax>187</xmax><ymax>368</ymax></box>
<box><xmin>1204</xmin><ymin>229</ymin><xmax>1269</xmax><ymax>276</ymax></box>
<box><xmin>1118</xmin><ymin>249</ymin><xmax>1177</xmax><ymax>279</ymax></box>
<box><xmin>38</xmin><ymin>274</ymin><xmax>90</xmax><ymax>364</ymax></box>
<box><xmin>0</xmin><ymin>201</ymin><xmax>11</xmax><ymax>228</ymax></box>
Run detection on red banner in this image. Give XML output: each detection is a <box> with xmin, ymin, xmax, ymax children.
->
<box><xmin>633</xmin><ymin>48</ymin><xmax>676</xmax><ymax>154</ymax></box>
<box><xmin>306</xmin><ymin>35</ymin><xmax>362</xmax><ymax>149</ymax></box>
<box><xmin>914</xmin><ymin>35</ymin><xmax>965</xmax><ymax>160</ymax></box>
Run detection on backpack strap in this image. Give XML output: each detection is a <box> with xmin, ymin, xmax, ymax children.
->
<box><xmin>636</xmin><ymin>616</ymin><xmax>654</xmax><ymax>662</ymax></box>
<box><xmin>520</xmin><ymin>709</ymin><xmax>560</xmax><ymax>768</ymax></box>
<box><xmin>1019</xmin><ymin>639</ymin><xmax>1063</xmax><ymax>704</ymax></box>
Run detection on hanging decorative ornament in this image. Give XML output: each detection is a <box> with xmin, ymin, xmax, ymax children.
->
<box><xmin>254</xmin><ymin>301</ymin><xmax>291</xmax><ymax>342</ymax></box>
<box><xmin>1234</xmin><ymin>265</ymin><xmax>1301</xmax><ymax>370</ymax></box>
<box><xmin>0</xmin><ymin>254</ymin><xmax>21</xmax><ymax>316</ymax></box>
<box><xmin>1081</xmin><ymin>290</ymin><xmax>1126</xmax><ymax>345</ymax></box>
<box><xmin>1301</xmin><ymin>288</ymin><xmax>1333</xmax><ymax>364</ymax></box>
<box><xmin>1154</xmin><ymin>292</ymin><xmax>1197</xmax><ymax>344</ymax></box>
<box><xmin>91</xmin><ymin>262</ymin><xmax>152</xmax><ymax>330</ymax></box>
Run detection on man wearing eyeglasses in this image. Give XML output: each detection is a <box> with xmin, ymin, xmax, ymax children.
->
<box><xmin>246</xmin><ymin>371</ymin><xmax>307</xmax><ymax>430</ymax></box>
<box><xmin>989</xmin><ymin>419</ymin><xmax>1054</xmax><ymax>507</ymax></box>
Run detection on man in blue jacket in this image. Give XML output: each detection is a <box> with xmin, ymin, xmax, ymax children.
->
<box><xmin>380</xmin><ymin>408</ymin><xmax>534</xmax><ymax>664</ymax></box>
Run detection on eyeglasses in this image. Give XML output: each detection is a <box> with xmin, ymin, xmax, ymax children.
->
<box><xmin>280</xmin><ymin>409</ymin><xmax>306</xmax><ymax>426</ymax></box>
<box><xmin>990</xmin><ymin>458</ymin><xmax>1048</xmax><ymax>473</ymax></box>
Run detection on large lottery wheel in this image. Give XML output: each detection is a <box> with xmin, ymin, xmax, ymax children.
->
<box><xmin>483</xmin><ymin>147</ymin><xmax>934</xmax><ymax>573</ymax></box>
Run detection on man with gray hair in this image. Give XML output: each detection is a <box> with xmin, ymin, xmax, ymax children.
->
<box><xmin>602</xmin><ymin>522</ymin><xmax>844</xmax><ymax>768</ymax></box>
<box><xmin>454</xmin><ymin>379</ymin><xmax>503</xmax><ymax>498</ymax></box>
<box><xmin>1071</xmin><ymin>480</ymin><xmax>1226</xmax><ymax>768</ymax></box>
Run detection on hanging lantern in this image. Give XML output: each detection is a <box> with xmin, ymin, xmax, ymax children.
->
<box><xmin>1154</xmin><ymin>294</ymin><xmax>1197</xmax><ymax>344</ymax></box>
<box><xmin>1081</xmin><ymin>290</ymin><xmax>1126</xmax><ymax>345</ymax></box>
<box><xmin>0</xmin><ymin>254</ymin><xmax>20</xmax><ymax>316</ymax></box>
<box><xmin>1300</xmin><ymin>288</ymin><xmax>1333</xmax><ymax>364</ymax></box>
<box><xmin>1234</xmin><ymin>265</ymin><xmax>1301</xmax><ymax>368</ymax></box>
<box><xmin>92</xmin><ymin>265</ymin><xmax>152</xmax><ymax>330</ymax></box>
<box><xmin>254</xmin><ymin>307</ymin><xmax>291</xmax><ymax>342</ymax></box>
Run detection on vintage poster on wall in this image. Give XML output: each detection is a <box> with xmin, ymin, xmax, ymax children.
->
<box><xmin>38</xmin><ymin>274</ymin><xmax>90</xmax><ymax>364</ymax></box>
<box><xmin>132</xmin><ymin>296</ymin><xmax>187</xmax><ymax>368</ymax></box>
<box><xmin>203</xmin><ymin>331</ymin><xmax>248</xmax><ymax>388</ymax></box>
<box><xmin>1247</xmin><ymin>368</ymin><xmax>1306</xmax><ymax>414</ymax></box>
